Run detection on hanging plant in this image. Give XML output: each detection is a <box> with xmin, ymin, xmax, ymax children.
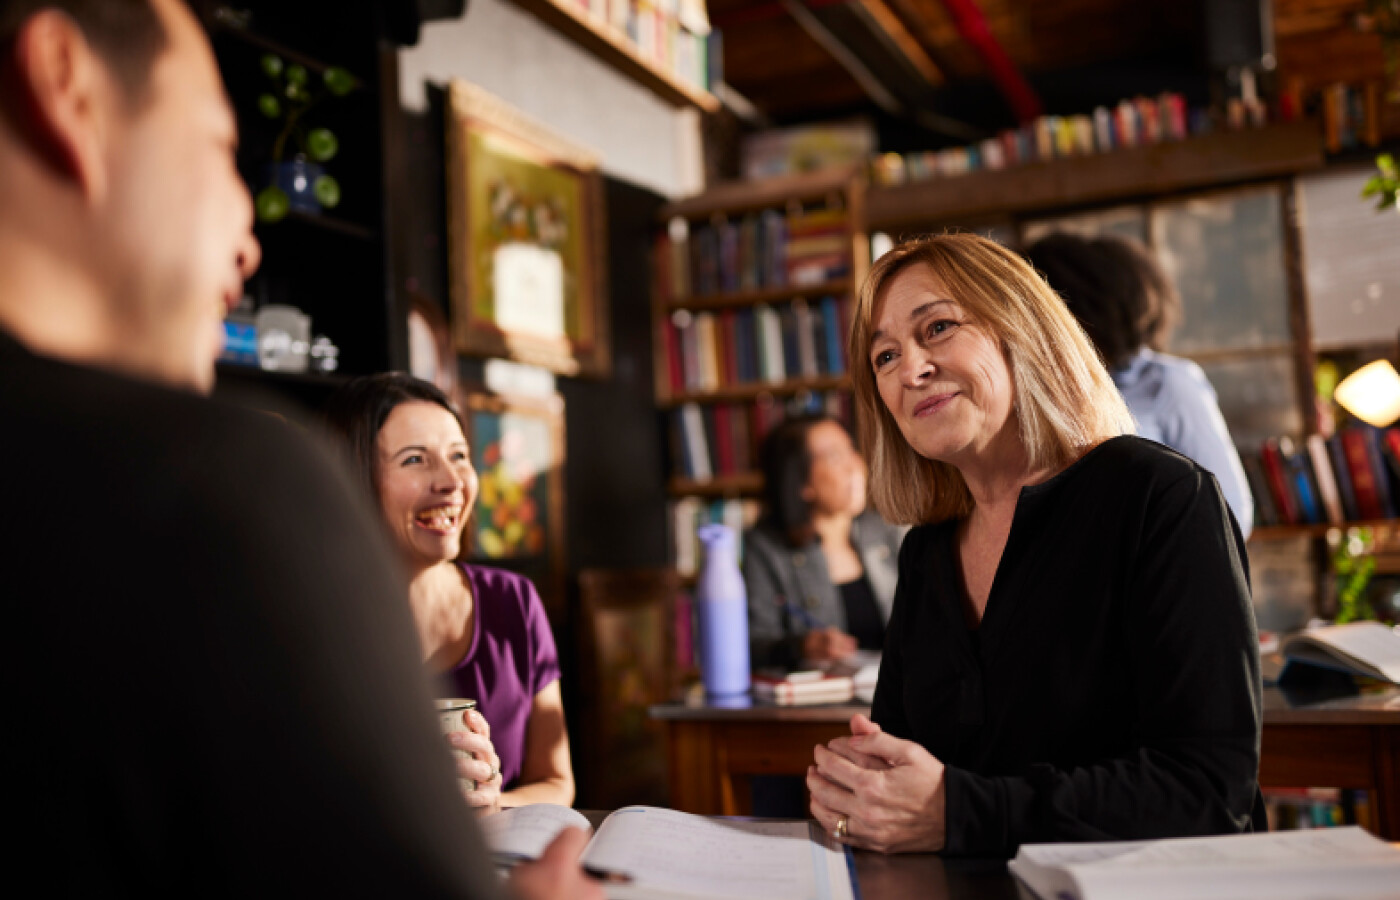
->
<box><xmin>253</xmin><ymin>53</ymin><xmax>357</xmax><ymax>223</ymax></box>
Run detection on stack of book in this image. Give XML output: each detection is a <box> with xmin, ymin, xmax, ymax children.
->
<box><xmin>669</xmin><ymin>390</ymin><xmax>852</xmax><ymax>482</ymax></box>
<box><xmin>1242</xmin><ymin>426</ymin><xmax>1400</xmax><ymax>527</ymax></box>
<box><xmin>661</xmin><ymin>297</ymin><xmax>851</xmax><ymax>395</ymax></box>
<box><xmin>660</xmin><ymin>204</ymin><xmax>851</xmax><ymax>299</ymax></box>
<box><xmin>752</xmin><ymin>670</ymin><xmax>856</xmax><ymax>705</ymax></box>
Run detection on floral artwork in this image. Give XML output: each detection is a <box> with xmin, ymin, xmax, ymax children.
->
<box><xmin>469</xmin><ymin>407</ymin><xmax>551</xmax><ymax>560</ymax></box>
<box><xmin>446</xmin><ymin>80</ymin><xmax>610</xmax><ymax>377</ymax></box>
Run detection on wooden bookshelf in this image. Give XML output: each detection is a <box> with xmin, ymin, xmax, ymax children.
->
<box><xmin>660</xmin><ymin>375</ymin><xmax>851</xmax><ymax>408</ymax></box>
<box><xmin>661</xmin><ymin>166</ymin><xmax>861</xmax><ymax>221</ymax></box>
<box><xmin>866</xmin><ymin>122</ymin><xmax>1326</xmax><ymax>230</ymax></box>
<box><xmin>503</xmin><ymin>0</ymin><xmax>719</xmax><ymax>113</ymax></box>
<box><xmin>668</xmin><ymin>473</ymin><xmax>763</xmax><ymax>498</ymax></box>
<box><xmin>1250</xmin><ymin>518</ymin><xmax>1400</xmax><ymax>542</ymax></box>
<box><xmin>666</xmin><ymin>279</ymin><xmax>852</xmax><ymax>312</ymax></box>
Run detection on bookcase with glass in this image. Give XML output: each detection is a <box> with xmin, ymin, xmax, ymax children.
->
<box><xmin>650</xmin><ymin>168</ymin><xmax>870</xmax><ymax>576</ymax></box>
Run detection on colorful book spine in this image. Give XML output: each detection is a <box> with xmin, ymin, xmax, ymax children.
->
<box><xmin>1260</xmin><ymin>438</ymin><xmax>1300</xmax><ymax>525</ymax></box>
<box><xmin>821</xmin><ymin>296</ymin><xmax>845</xmax><ymax>375</ymax></box>
<box><xmin>1340</xmin><ymin>428</ymin><xmax>1385</xmax><ymax>521</ymax></box>
<box><xmin>1279</xmin><ymin>437</ymin><xmax>1321</xmax><ymax>524</ymax></box>
<box><xmin>1326</xmin><ymin>434</ymin><xmax>1361</xmax><ymax>522</ymax></box>
<box><xmin>1242</xmin><ymin>455</ymin><xmax>1280</xmax><ymax>527</ymax></box>
<box><xmin>1305</xmin><ymin>434</ymin><xmax>1345</xmax><ymax>525</ymax></box>
<box><xmin>1360</xmin><ymin>427</ymin><xmax>1397</xmax><ymax>518</ymax></box>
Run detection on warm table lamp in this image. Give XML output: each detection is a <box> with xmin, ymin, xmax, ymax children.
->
<box><xmin>1334</xmin><ymin>359</ymin><xmax>1400</xmax><ymax>428</ymax></box>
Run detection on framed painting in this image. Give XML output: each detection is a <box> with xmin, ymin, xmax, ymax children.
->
<box><xmin>458</xmin><ymin>388</ymin><xmax>567</xmax><ymax>621</ymax></box>
<box><xmin>445</xmin><ymin>80</ymin><xmax>611</xmax><ymax>378</ymax></box>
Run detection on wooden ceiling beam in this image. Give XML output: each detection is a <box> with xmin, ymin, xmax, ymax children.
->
<box><xmin>855</xmin><ymin>0</ymin><xmax>946</xmax><ymax>86</ymax></box>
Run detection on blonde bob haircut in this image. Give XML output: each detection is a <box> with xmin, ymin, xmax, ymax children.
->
<box><xmin>850</xmin><ymin>233</ymin><xmax>1135</xmax><ymax>526</ymax></box>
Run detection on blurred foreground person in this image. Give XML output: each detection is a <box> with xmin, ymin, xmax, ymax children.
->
<box><xmin>0</xmin><ymin>1</ymin><xmax>596</xmax><ymax>896</ymax></box>
<box><xmin>807</xmin><ymin>234</ymin><xmax>1262</xmax><ymax>857</ymax></box>
<box><xmin>1025</xmin><ymin>232</ymin><xmax>1253</xmax><ymax>536</ymax></box>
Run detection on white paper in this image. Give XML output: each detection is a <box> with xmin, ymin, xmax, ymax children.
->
<box><xmin>493</xmin><ymin>243</ymin><xmax>565</xmax><ymax>340</ymax></box>
<box><xmin>1011</xmin><ymin>827</ymin><xmax>1400</xmax><ymax>900</ymax></box>
<box><xmin>1293</xmin><ymin>622</ymin><xmax>1400</xmax><ymax>683</ymax></box>
<box><xmin>583</xmin><ymin>807</ymin><xmax>853</xmax><ymax>900</ymax></box>
<box><xmin>479</xmin><ymin>804</ymin><xmax>592</xmax><ymax>861</ymax></box>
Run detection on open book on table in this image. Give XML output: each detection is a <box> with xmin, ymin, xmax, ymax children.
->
<box><xmin>1009</xmin><ymin>826</ymin><xmax>1400</xmax><ymax>900</ymax></box>
<box><xmin>1282</xmin><ymin>621</ymin><xmax>1400</xmax><ymax>684</ymax></box>
<box><xmin>480</xmin><ymin>804</ymin><xmax>856</xmax><ymax>900</ymax></box>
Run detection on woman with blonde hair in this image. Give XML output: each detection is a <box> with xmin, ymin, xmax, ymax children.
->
<box><xmin>806</xmin><ymin>234</ymin><xmax>1263</xmax><ymax>857</ymax></box>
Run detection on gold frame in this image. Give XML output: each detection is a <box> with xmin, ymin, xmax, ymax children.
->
<box><xmin>445</xmin><ymin>80</ymin><xmax>611</xmax><ymax>378</ymax></box>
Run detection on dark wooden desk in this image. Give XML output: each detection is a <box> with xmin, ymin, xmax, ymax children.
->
<box><xmin>579</xmin><ymin>810</ymin><xmax>1030</xmax><ymax>899</ymax></box>
<box><xmin>651</xmin><ymin>686</ymin><xmax>1400</xmax><ymax>839</ymax></box>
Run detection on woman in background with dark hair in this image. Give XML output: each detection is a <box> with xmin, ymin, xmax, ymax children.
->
<box><xmin>1024</xmin><ymin>232</ymin><xmax>1253</xmax><ymax>536</ymax></box>
<box><xmin>743</xmin><ymin>414</ymin><xmax>906</xmax><ymax>669</ymax></box>
<box><xmin>322</xmin><ymin>373</ymin><xmax>575</xmax><ymax>812</ymax></box>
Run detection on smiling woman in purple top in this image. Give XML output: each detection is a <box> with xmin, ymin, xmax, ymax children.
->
<box><xmin>323</xmin><ymin>373</ymin><xmax>573</xmax><ymax>813</ymax></box>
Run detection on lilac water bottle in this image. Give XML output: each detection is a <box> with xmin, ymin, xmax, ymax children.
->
<box><xmin>695</xmin><ymin>524</ymin><xmax>751</xmax><ymax>697</ymax></box>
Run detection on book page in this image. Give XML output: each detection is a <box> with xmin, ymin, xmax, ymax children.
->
<box><xmin>1295</xmin><ymin>622</ymin><xmax>1400</xmax><ymax>683</ymax></box>
<box><xmin>479</xmin><ymin>804</ymin><xmax>592</xmax><ymax>862</ymax></box>
<box><xmin>1014</xmin><ymin>828</ymin><xmax>1400</xmax><ymax>900</ymax></box>
<box><xmin>583</xmin><ymin>807</ymin><xmax>854</xmax><ymax>900</ymax></box>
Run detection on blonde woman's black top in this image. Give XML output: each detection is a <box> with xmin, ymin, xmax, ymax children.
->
<box><xmin>871</xmin><ymin>435</ymin><xmax>1264</xmax><ymax>857</ymax></box>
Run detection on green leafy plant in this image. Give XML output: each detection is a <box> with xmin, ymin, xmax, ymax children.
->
<box><xmin>1332</xmin><ymin>528</ymin><xmax>1378</xmax><ymax>624</ymax></box>
<box><xmin>254</xmin><ymin>53</ymin><xmax>357</xmax><ymax>223</ymax></box>
<box><xmin>1362</xmin><ymin>153</ymin><xmax>1399</xmax><ymax>215</ymax></box>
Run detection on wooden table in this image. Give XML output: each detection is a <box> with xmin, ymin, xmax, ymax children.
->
<box><xmin>579</xmin><ymin>810</ymin><xmax>1030</xmax><ymax>899</ymax></box>
<box><xmin>651</xmin><ymin>685</ymin><xmax>1400</xmax><ymax>839</ymax></box>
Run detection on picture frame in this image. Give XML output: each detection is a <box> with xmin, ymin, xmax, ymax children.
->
<box><xmin>445</xmin><ymin>80</ymin><xmax>611</xmax><ymax>378</ymax></box>
<box><xmin>457</xmin><ymin>387</ymin><xmax>568</xmax><ymax>622</ymax></box>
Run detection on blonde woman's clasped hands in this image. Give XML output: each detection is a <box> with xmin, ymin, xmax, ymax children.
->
<box><xmin>807</xmin><ymin>714</ymin><xmax>948</xmax><ymax>854</ymax></box>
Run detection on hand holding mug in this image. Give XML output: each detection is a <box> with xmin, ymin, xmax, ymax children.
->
<box><xmin>448</xmin><ymin>708</ymin><xmax>503</xmax><ymax>814</ymax></box>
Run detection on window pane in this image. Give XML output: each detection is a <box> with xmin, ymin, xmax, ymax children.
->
<box><xmin>1153</xmin><ymin>186</ymin><xmax>1291</xmax><ymax>353</ymax></box>
<box><xmin>1298</xmin><ymin>166</ymin><xmax>1400</xmax><ymax>350</ymax></box>
<box><xmin>1194</xmin><ymin>353</ymin><xmax>1302</xmax><ymax>452</ymax></box>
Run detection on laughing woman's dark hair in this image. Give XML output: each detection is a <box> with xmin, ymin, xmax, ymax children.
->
<box><xmin>759</xmin><ymin>414</ymin><xmax>838</xmax><ymax>547</ymax></box>
<box><xmin>320</xmin><ymin>372</ymin><xmax>463</xmax><ymax>502</ymax></box>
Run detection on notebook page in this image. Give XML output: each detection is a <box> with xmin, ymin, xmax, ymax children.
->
<box><xmin>583</xmin><ymin>807</ymin><xmax>854</xmax><ymax>900</ymax></box>
<box><xmin>479</xmin><ymin>804</ymin><xmax>592</xmax><ymax>861</ymax></box>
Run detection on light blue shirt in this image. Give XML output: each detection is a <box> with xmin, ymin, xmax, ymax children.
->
<box><xmin>1113</xmin><ymin>349</ymin><xmax>1254</xmax><ymax>538</ymax></box>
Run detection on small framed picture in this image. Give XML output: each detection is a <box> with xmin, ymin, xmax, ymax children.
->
<box><xmin>458</xmin><ymin>387</ymin><xmax>567</xmax><ymax>622</ymax></box>
<box><xmin>445</xmin><ymin>80</ymin><xmax>611</xmax><ymax>378</ymax></box>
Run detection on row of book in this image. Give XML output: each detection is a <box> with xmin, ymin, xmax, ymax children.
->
<box><xmin>661</xmin><ymin>297</ymin><xmax>851</xmax><ymax>395</ymax></box>
<box><xmin>670</xmin><ymin>390</ymin><xmax>852</xmax><ymax>482</ymax></box>
<box><xmin>1262</xmin><ymin>788</ymin><xmax>1372</xmax><ymax>833</ymax></box>
<box><xmin>671</xmin><ymin>496</ymin><xmax>759</xmax><ymax>578</ymax></box>
<box><xmin>571</xmin><ymin>0</ymin><xmax>720</xmax><ymax>93</ymax></box>
<box><xmin>1317</xmin><ymin>81</ymin><xmax>1385</xmax><ymax>153</ymax></box>
<box><xmin>660</xmin><ymin>206</ymin><xmax>851</xmax><ymax>300</ymax></box>
<box><xmin>870</xmin><ymin>91</ymin><xmax>1259</xmax><ymax>187</ymax></box>
<box><xmin>1243</xmin><ymin>426</ymin><xmax>1400</xmax><ymax>528</ymax></box>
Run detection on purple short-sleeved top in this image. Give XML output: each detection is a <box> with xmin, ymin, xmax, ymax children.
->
<box><xmin>437</xmin><ymin>564</ymin><xmax>560</xmax><ymax>789</ymax></box>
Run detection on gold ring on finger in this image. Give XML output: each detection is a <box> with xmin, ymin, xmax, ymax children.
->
<box><xmin>835</xmin><ymin>814</ymin><xmax>849</xmax><ymax>839</ymax></box>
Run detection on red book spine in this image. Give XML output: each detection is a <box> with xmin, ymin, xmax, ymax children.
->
<box><xmin>1259</xmin><ymin>440</ymin><xmax>1298</xmax><ymax>525</ymax></box>
<box><xmin>1342</xmin><ymin>428</ymin><xmax>1385</xmax><ymax>520</ymax></box>
<box><xmin>662</xmin><ymin>317</ymin><xmax>684</xmax><ymax>394</ymax></box>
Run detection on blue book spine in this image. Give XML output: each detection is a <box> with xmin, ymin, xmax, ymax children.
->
<box><xmin>779</xmin><ymin>305</ymin><xmax>800</xmax><ymax>378</ymax></box>
<box><xmin>1362</xmin><ymin>427</ymin><xmax>1398</xmax><ymax>518</ymax></box>
<box><xmin>820</xmin><ymin>296</ymin><xmax>845</xmax><ymax>375</ymax></box>
<box><xmin>1285</xmin><ymin>451</ymin><xmax>1321</xmax><ymax>524</ymax></box>
<box><xmin>1326</xmin><ymin>435</ymin><xmax>1360</xmax><ymax>521</ymax></box>
<box><xmin>736</xmin><ymin>309</ymin><xmax>755</xmax><ymax>383</ymax></box>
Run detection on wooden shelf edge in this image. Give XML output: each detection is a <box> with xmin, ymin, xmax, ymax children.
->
<box><xmin>669</xmin><ymin>474</ymin><xmax>763</xmax><ymax>497</ymax></box>
<box><xmin>1249</xmin><ymin>518</ymin><xmax>1400</xmax><ymax>542</ymax></box>
<box><xmin>503</xmin><ymin>0</ymin><xmax>718</xmax><ymax>113</ymax></box>
<box><xmin>665</xmin><ymin>280</ymin><xmax>852</xmax><ymax>311</ymax></box>
<box><xmin>659</xmin><ymin>375</ymin><xmax>851</xmax><ymax>407</ymax></box>
<box><xmin>661</xmin><ymin>167</ymin><xmax>861</xmax><ymax>221</ymax></box>
<box><xmin>867</xmin><ymin>121</ymin><xmax>1326</xmax><ymax>230</ymax></box>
